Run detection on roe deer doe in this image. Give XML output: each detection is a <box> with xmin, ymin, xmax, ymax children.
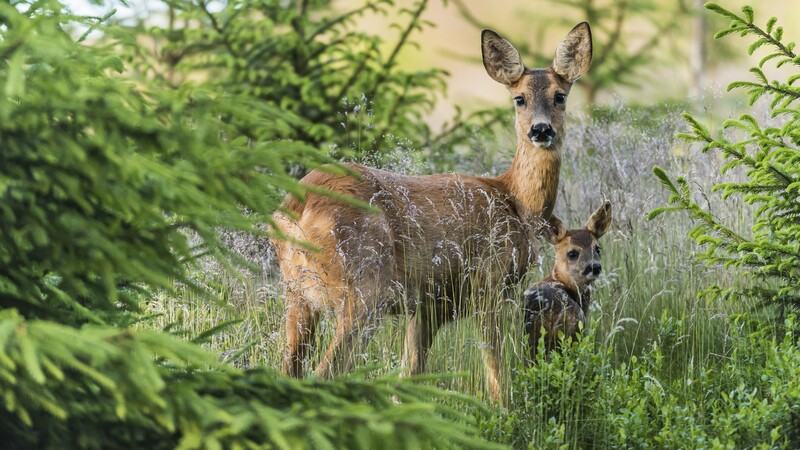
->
<box><xmin>272</xmin><ymin>22</ymin><xmax>592</xmax><ymax>401</ymax></box>
<box><xmin>524</xmin><ymin>201</ymin><xmax>611</xmax><ymax>361</ymax></box>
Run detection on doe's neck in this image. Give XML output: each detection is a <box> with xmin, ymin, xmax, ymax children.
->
<box><xmin>499</xmin><ymin>140</ymin><xmax>562</xmax><ymax>221</ymax></box>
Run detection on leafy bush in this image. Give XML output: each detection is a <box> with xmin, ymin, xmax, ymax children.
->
<box><xmin>650</xmin><ymin>3</ymin><xmax>800</xmax><ymax>315</ymax></box>
<box><xmin>479</xmin><ymin>318</ymin><xmax>800</xmax><ymax>449</ymax></box>
<box><xmin>0</xmin><ymin>2</ymin><xmax>498</xmax><ymax>448</ymax></box>
<box><xmin>0</xmin><ymin>309</ymin><xmax>500</xmax><ymax>449</ymax></box>
<box><xmin>1</xmin><ymin>0</ymin><xmax>329</xmax><ymax>327</ymax></box>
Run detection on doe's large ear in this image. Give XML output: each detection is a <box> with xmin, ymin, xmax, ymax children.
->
<box><xmin>541</xmin><ymin>215</ymin><xmax>567</xmax><ymax>245</ymax></box>
<box><xmin>585</xmin><ymin>201</ymin><xmax>612</xmax><ymax>238</ymax></box>
<box><xmin>553</xmin><ymin>21</ymin><xmax>592</xmax><ymax>83</ymax></box>
<box><xmin>482</xmin><ymin>29</ymin><xmax>525</xmax><ymax>86</ymax></box>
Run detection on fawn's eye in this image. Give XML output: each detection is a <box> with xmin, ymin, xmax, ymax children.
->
<box><xmin>567</xmin><ymin>250</ymin><xmax>579</xmax><ymax>260</ymax></box>
<box><xmin>514</xmin><ymin>96</ymin><xmax>525</xmax><ymax>106</ymax></box>
<box><xmin>554</xmin><ymin>93</ymin><xmax>567</xmax><ymax>105</ymax></box>
<box><xmin>595</xmin><ymin>245</ymin><xmax>602</xmax><ymax>255</ymax></box>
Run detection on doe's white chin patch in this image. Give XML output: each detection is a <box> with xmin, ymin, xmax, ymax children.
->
<box><xmin>531</xmin><ymin>138</ymin><xmax>553</xmax><ymax>148</ymax></box>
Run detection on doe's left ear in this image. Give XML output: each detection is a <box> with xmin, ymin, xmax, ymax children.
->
<box><xmin>553</xmin><ymin>21</ymin><xmax>592</xmax><ymax>83</ymax></box>
<box><xmin>482</xmin><ymin>29</ymin><xmax>526</xmax><ymax>86</ymax></box>
<box><xmin>585</xmin><ymin>201</ymin><xmax>612</xmax><ymax>238</ymax></box>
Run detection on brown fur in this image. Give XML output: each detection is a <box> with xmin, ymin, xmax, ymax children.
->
<box><xmin>524</xmin><ymin>201</ymin><xmax>612</xmax><ymax>361</ymax></box>
<box><xmin>272</xmin><ymin>23</ymin><xmax>592</xmax><ymax>402</ymax></box>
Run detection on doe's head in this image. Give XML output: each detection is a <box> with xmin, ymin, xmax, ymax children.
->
<box><xmin>481</xmin><ymin>22</ymin><xmax>592</xmax><ymax>149</ymax></box>
<box><xmin>543</xmin><ymin>201</ymin><xmax>611</xmax><ymax>289</ymax></box>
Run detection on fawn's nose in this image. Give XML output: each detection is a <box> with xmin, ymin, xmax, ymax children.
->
<box><xmin>528</xmin><ymin>123</ymin><xmax>556</xmax><ymax>142</ymax></box>
<box><xmin>584</xmin><ymin>263</ymin><xmax>602</xmax><ymax>277</ymax></box>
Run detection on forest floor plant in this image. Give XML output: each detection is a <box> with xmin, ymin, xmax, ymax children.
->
<box><xmin>0</xmin><ymin>2</ymin><xmax>499</xmax><ymax>448</ymax></box>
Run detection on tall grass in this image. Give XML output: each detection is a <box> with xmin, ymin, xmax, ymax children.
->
<box><xmin>559</xmin><ymin>101</ymin><xmax>759</xmax><ymax>371</ymax></box>
<box><xmin>140</xmin><ymin>99</ymin><xmax>792</xmax><ymax>446</ymax></box>
<box><xmin>144</xmin><ymin>99</ymin><xmax>749</xmax><ymax>369</ymax></box>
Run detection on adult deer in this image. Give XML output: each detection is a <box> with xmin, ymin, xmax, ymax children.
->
<box><xmin>272</xmin><ymin>22</ymin><xmax>592</xmax><ymax>401</ymax></box>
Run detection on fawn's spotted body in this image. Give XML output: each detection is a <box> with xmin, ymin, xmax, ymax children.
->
<box><xmin>524</xmin><ymin>201</ymin><xmax>612</xmax><ymax>360</ymax></box>
<box><xmin>272</xmin><ymin>23</ymin><xmax>592</xmax><ymax>402</ymax></box>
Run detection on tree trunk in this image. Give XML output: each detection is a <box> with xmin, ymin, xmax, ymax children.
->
<box><xmin>689</xmin><ymin>0</ymin><xmax>707</xmax><ymax>98</ymax></box>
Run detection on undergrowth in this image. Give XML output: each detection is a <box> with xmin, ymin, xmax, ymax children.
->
<box><xmin>480</xmin><ymin>316</ymin><xmax>800</xmax><ymax>449</ymax></box>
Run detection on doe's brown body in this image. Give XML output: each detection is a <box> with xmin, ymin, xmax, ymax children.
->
<box><xmin>272</xmin><ymin>22</ymin><xmax>593</xmax><ymax>402</ymax></box>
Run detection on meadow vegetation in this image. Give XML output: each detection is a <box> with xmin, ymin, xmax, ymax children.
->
<box><xmin>2</xmin><ymin>0</ymin><xmax>800</xmax><ymax>448</ymax></box>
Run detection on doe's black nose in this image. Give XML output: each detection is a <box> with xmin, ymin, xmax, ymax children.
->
<box><xmin>528</xmin><ymin>123</ymin><xmax>556</xmax><ymax>141</ymax></box>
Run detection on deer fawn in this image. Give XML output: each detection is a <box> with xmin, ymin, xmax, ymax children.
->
<box><xmin>272</xmin><ymin>23</ymin><xmax>592</xmax><ymax>402</ymax></box>
<box><xmin>524</xmin><ymin>201</ymin><xmax>611</xmax><ymax>361</ymax></box>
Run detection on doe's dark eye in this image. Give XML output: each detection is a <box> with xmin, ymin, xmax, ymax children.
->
<box><xmin>567</xmin><ymin>250</ymin><xmax>579</xmax><ymax>260</ymax></box>
<box><xmin>514</xmin><ymin>96</ymin><xmax>525</xmax><ymax>107</ymax></box>
<box><xmin>554</xmin><ymin>93</ymin><xmax>567</xmax><ymax>104</ymax></box>
<box><xmin>595</xmin><ymin>245</ymin><xmax>602</xmax><ymax>255</ymax></box>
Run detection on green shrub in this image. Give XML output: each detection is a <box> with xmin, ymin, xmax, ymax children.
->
<box><xmin>651</xmin><ymin>3</ymin><xmax>800</xmax><ymax>317</ymax></box>
<box><xmin>0</xmin><ymin>309</ymin><xmax>501</xmax><ymax>449</ymax></box>
<box><xmin>1</xmin><ymin>0</ymin><xmax>328</xmax><ymax>327</ymax></box>
<box><xmin>0</xmin><ymin>2</ymin><xmax>499</xmax><ymax>448</ymax></box>
<box><xmin>480</xmin><ymin>318</ymin><xmax>800</xmax><ymax>449</ymax></box>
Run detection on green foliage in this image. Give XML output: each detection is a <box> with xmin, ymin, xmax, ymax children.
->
<box><xmin>0</xmin><ymin>2</ymin><xmax>500</xmax><ymax>448</ymax></box>
<box><xmin>0</xmin><ymin>309</ymin><xmax>500</xmax><ymax>450</ymax></box>
<box><xmin>117</xmin><ymin>0</ymin><xmax>475</xmax><ymax>165</ymax></box>
<box><xmin>587</xmin><ymin>101</ymin><xmax>691</xmax><ymax>133</ymax></box>
<box><xmin>650</xmin><ymin>3</ymin><xmax>800</xmax><ymax>312</ymax></box>
<box><xmin>479</xmin><ymin>318</ymin><xmax>800</xmax><ymax>449</ymax></box>
<box><xmin>1</xmin><ymin>0</ymin><xmax>330</xmax><ymax>327</ymax></box>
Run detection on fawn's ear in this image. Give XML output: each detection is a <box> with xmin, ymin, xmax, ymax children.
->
<box><xmin>542</xmin><ymin>215</ymin><xmax>567</xmax><ymax>245</ymax></box>
<box><xmin>552</xmin><ymin>21</ymin><xmax>592</xmax><ymax>83</ymax></box>
<box><xmin>585</xmin><ymin>201</ymin><xmax>612</xmax><ymax>238</ymax></box>
<box><xmin>482</xmin><ymin>29</ymin><xmax>525</xmax><ymax>86</ymax></box>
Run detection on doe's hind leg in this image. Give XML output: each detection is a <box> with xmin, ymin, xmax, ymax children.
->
<box><xmin>480</xmin><ymin>311</ymin><xmax>506</xmax><ymax>405</ymax></box>
<box><xmin>314</xmin><ymin>290</ymin><xmax>376</xmax><ymax>379</ymax></box>
<box><xmin>403</xmin><ymin>300</ymin><xmax>453</xmax><ymax>375</ymax></box>
<box><xmin>283</xmin><ymin>299</ymin><xmax>318</xmax><ymax>377</ymax></box>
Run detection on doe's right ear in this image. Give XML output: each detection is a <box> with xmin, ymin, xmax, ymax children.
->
<box><xmin>481</xmin><ymin>29</ymin><xmax>526</xmax><ymax>86</ymax></box>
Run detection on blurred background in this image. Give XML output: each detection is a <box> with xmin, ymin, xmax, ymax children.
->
<box><xmin>66</xmin><ymin>0</ymin><xmax>800</xmax><ymax>127</ymax></box>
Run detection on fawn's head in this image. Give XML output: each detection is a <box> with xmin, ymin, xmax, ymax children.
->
<box><xmin>481</xmin><ymin>22</ymin><xmax>592</xmax><ymax>149</ymax></box>
<box><xmin>543</xmin><ymin>201</ymin><xmax>611</xmax><ymax>289</ymax></box>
